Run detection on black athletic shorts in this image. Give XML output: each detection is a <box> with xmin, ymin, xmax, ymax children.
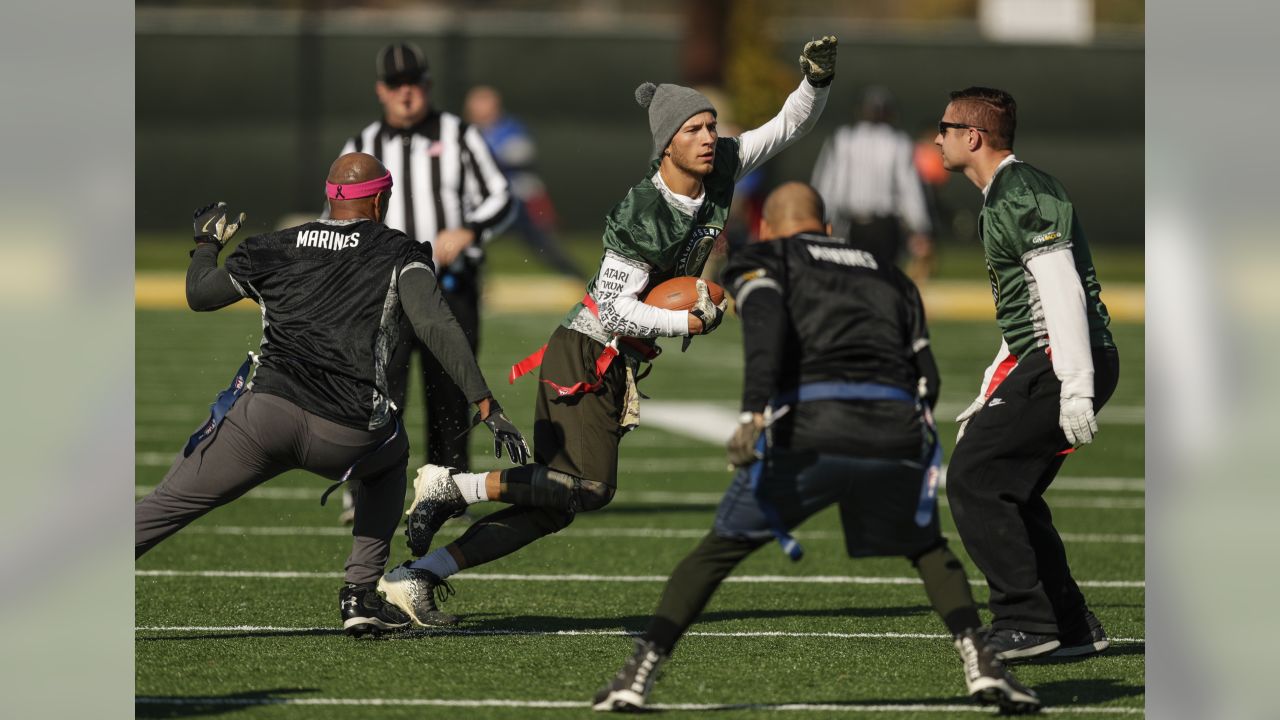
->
<box><xmin>713</xmin><ymin>448</ymin><xmax>941</xmax><ymax>558</ymax></box>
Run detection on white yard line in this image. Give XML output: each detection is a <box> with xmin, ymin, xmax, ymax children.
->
<box><xmin>134</xmin><ymin>625</ymin><xmax>1145</xmax><ymax>644</ymax></box>
<box><xmin>133</xmin><ymin>696</ymin><xmax>1143</xmax><ymax>714</ymax></box>
<box><xmin>180</xmin><ymin>524</ymin><xmax>1145</xmax><ymax>545</ymax></box>
<box><xmin>135</xmin><ymin>569</ymin><xmax>1144</xmax><ymax>588</ymax></box>
<box><xmin>134</xmin><ymin>484</ymin><xmax>1146</xmax><ymax>511</ymax></box>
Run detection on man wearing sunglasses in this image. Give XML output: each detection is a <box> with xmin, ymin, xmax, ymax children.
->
<box><xmin>934</xmin><ymin>87</ymin><xmax>1120</xmax><ymax>662</ymax></box>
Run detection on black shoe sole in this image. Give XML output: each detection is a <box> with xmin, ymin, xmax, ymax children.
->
<box><xmin>343</xmin><ymin>618</ymin><xmax>409</xmax><ymax>638</ymax></box>
<box><xmin>993</xmin><ymin>639</ymin><xmax>1060</xmax><ymax>662</ymax></box>
<box><xmin>1049</xmin><ymin>638</ymin><xmax>1109</xmax><ymax>658</ymax></box>
<box><xmin>974</xmin><ymin>688</ymin><xmax>1041</xmax><ymax>715</ymax></box>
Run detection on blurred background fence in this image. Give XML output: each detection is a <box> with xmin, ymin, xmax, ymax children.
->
<box><xmin>137</xmin><ymin>0</ymin><xmax>1142</xmax><ymax>250</ymax></box>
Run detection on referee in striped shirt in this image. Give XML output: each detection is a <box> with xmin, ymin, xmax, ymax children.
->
<box><xmin>335</xmin><ymin>42</ymin><xmax>514</xmax><ymax>519</ymax></box>
<box><xmin>810</xmin><ymin>86</ymin><xmax>934</xmax><ymax>281</ymax></box>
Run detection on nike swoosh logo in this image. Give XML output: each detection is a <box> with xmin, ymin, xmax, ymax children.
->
<box><xmin>201</xmin><ymin>217</ymin><xmax>217</xmax><ymax>234</ymax></box>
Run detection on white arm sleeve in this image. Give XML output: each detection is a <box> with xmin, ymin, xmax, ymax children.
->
<box><xmin>594</xmin><ymin>250</ymin><xmax>690</xmax><ymax>338</ymax></box>
<box><xmin>1026</xmin><ymin>248</ymin><xmax>1095</xmax><ymax>399</ymax></box>
<box><xmin>978</xmin><ymin>339</ymin><xmax>1013</xmax><ymax>397</ymax></box>
<box><xmin>736</xmin><ymin>80</ymin><xmax>829</xmax><ymax>180</ymax></box>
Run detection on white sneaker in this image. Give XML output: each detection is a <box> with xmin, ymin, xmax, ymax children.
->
<box><xmin>377</xmin><ymin>561</ymin><xmax>459</xmax><ymax>627</ymax></box>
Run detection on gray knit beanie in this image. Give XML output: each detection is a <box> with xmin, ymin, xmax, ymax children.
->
<box><xmin>635</xmin><ymin>82</ymin><xmax>717</xmax><ymax>160</ymax></box>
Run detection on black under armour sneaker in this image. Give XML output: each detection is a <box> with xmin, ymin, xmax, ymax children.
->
<box><xmin>378</xmin><ymin>561</ymin><xmax>460</xmax><ymax>627</ymax></box>
<box><xmin>404</xmin><ymin>464</ymin><xmax>467</xmax><ymax>556</ymax></box>
<box><xmin>955</xmin><ymin>629</ymin><xmax>1042</xmax><ymax>715</ymax></box>
<box><xmin>1052</xmin><ymin>610</ymin><xmax>1110</xmax><ymax>658</ymax></box>
<box><xmin>592</xmin><ymin>638</ymin><xmax>668</xmax><ymax>712</ymax></box>
<box><xmin>984</xmin><ymin>626</ymin><xmax>1062</xmax><ymax>661</ymax></box>
<box><xmin>339</xmin><ymin>582</ymin><xmax>411</xmax><ymax>638</ymax></box>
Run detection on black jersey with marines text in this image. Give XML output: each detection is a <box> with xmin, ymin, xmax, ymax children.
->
<box><xmin>724</xmin><ymin>232</ymin><xmax>934</xmax><ymax>460</ymax></box>
<box><xmin>224</xmin><ymin>219</ymin><xmax>434</xmax><ymax>431</ymax></box>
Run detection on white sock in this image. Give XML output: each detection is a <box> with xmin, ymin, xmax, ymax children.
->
<box><xmin>452</xmin><ymin>471</ymin><xmax>490</xmax><ymax>505</ymax></box>
<box><xmin>410</xmin><ymin>548</ymin><xmax>460</xmax><ymax>579</ymax></box>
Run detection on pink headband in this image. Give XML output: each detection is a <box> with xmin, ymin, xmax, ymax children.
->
<box><xmin>326</xmin><ymin>171</ymin><xmax>393</xmax><ymax>200</ymax></box>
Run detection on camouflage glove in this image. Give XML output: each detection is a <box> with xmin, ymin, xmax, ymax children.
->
<box><xmin>798</xmin><ymin>36</ymin><xmax>838</xmax><ymax>87</ymax></box>
<box><xmin>192</xmin><ymin>202</ymin><xmax>246</xmax><ymax>250</ymax></box>
<box><xmin>726</xmin><ymin>412</ymin><xmax>765</xmax><ymax>468</ymax></box>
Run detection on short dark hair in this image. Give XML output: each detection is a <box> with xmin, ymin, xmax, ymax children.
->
<box><xmin>948</xmin><ymin>87</ymin><xmax>1017</xmax><ymax>150</ymax></box>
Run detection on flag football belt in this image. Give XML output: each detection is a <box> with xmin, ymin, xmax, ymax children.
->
<box><xmin>749</xmin><ymin>381</ymin><xmax>943</xmax><ymax>561</ymax></box>
<box><xmin>184</xmin><ymin>352</ymin><xmax>258</xmax><ymax>457</ymax></box>
<box><xmin>319</xmin><ymin>417</ymin><xmax>403</xmax><ymax>507</ymax></box>
<box><xmin>508</xmin><ymin>293</ymin><xmax>659</xmax><ymax>397</ymax></box>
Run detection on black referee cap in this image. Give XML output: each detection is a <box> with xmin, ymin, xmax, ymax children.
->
<box><xmin>376</xmin><ymin>42</ymin><xmax>430</xmax><ymax>84</ymax></box>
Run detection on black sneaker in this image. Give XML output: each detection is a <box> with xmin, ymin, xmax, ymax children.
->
<box><xmin>592</xmin><ymin>638</ymin><xmax>668</xmax><ymax>712</ymax></box>
<box><xmin>404</xmin><ymin>464</ymin><xmax>467</xmax><ymax>556</ymax></box>
<box><xmin>339</xmin><ymin>582</ymin><xmax>411</xmax><ymax>638</ymax></box>
<box><xmin>955</xmin><ymin>629</ymin><xmax>1042</xmax><ymax>715</ymax></box>
<box><xmin>1052</xmin><ymin>610</ymin><xmax>1109</xmax><ymax>658</ymax></box>
<box><xmin>984</xmin><ymin>626</ymin><xmax>1061</xmax><ymax>661</ymax></box>
<box><xmin>378</xmin><ymin>561</ymin><xmax>460</xmax><ymax>627</ymax></box>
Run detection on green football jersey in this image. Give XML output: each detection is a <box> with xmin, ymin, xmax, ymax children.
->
<box><xmin>562</xmin><ymin>136</ymin><xmax>742</xmax><ymax>337</ymax></box>
<box><xmin>980</xmin><ymin>160</ymin><xmax>1114</xmax><ymax>358</ymax></box>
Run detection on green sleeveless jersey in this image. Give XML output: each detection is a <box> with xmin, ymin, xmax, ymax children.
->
<box><xmin>980</xmin><ymin>160</ymin><xmax>1114</xmax><ymax>358</ymax></box>
<box><xmin>562</xmin><ymin>136</ymin><xmax>742</xmax><ymax>340</ymax></box>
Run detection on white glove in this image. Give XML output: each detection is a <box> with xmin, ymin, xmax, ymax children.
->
<box><xmin>1059</xmin><ymin>396</ymin><xmax>1098</xmax><ymax>446</ymax></box>
<box><xmin>955</xmin><ymin>396</ymin><xmax>985</xmax><ymax>443</ymax></box>
<box><xmin>683</xmin><ymin>278</ymin><xmax>729</xmax><ymax>351</ymax></box>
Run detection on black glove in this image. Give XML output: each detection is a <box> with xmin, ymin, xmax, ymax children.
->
<box><xmin>473</xmin><ymin>402</ymin><xmax>530</xmax><ymax>465</ymax></box>
<box><xmin>726</xmin><ymin>412</ymin><xmax>765</xmax><ymax>468</ymax></box>
<box><xmin>192</xmin><ymin>201</ymin><xmax>246</xmax><ymax>250</ymax></box>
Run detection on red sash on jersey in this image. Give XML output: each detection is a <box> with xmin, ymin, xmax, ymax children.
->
<box><xmin>981</xmin><ymin>347</ymin><xmax>1076</xmax><ymax>456</ymax></box>
<box><xmin>508</xmin><ymin>294</ymin><xmax>659</xmax><ymax>397</ymax></box>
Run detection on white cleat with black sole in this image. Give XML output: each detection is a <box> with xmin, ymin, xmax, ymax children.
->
<box><xmin>956</xmin><ymin>630</ymin><xmax>1042</xmax><ymax>715</ymax></box>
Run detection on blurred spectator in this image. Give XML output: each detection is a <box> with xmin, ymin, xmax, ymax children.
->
<box><xmin>465</xmin><ymin>85</ymin><xmax>584</xmax><ymax>279</ymax></box>
<box><xmin>811</xmin><ymin>86</ymin><xmax>935</xmax><ymax>283</ymax></box>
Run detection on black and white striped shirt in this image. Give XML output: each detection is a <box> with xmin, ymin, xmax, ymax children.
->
<box><xmin>810</xmin><ymin>122</ymin><xmax>931</xmax><ymax>235</ymax></box>
<box><xmin>340</xmin><ymin>110</ymin><xmax>515</xmax><ymax>268</ymax></box>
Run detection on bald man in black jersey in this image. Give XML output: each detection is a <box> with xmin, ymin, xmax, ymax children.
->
<box><xmin>593</xmin><ymin>183</ymin><xmax>1038</xmax><ymax>714</ymax></box>
<box><xmin>134</xmin><ymin>153</ymin><xmax>528</xmax><ymax>637</ymax></box>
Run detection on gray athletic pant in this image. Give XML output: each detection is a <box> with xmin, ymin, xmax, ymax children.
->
<box><xmin>135</xmin><ymin>390</ymin><xmax>409</xmax><ymax>585</ymax></box>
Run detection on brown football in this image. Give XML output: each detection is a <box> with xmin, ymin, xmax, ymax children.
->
<box><xmin>642</xmin><ymin>276</ymin><xmax>725</xmax><ymax>311</ymax></box>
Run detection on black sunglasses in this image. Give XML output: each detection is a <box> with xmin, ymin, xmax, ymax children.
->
<box><xmin>938</xmin><ymin>121</ymin><xmax>989</xmax><ymax>134</ymax></box>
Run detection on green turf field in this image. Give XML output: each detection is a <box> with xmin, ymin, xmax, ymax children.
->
<box><xmin>135</xmin><ymin>307</ymin><xmax>1145</xmax><ymax>718</ymax></box>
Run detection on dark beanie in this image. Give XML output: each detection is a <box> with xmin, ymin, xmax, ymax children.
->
<box><xmin>635</xmin><ymin>82</ymin><xmax>717</xmax><ymax>160</ymax></box>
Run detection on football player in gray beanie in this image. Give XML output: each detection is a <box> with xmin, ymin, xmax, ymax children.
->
<box><xmin>379</xmin><ymin>36</ymin><xmax>837</xmax><ymax>656</ymax></box>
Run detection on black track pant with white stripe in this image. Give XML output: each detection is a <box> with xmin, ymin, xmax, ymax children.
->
<box><xmin>134</xmin><ymin>390</ymin><xmax>408</xmax><ymax>586</ymax></box>
<box><xmin>946</xmin><ymin>347</ymin><xmax>1120</xmax><ymax>635</ymax></box>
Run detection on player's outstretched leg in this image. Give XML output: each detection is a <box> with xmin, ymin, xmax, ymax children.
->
<box><xmin>377</xmin><ymin>560</ymin><xmax>460</xmax><ymax>627</ymax></box>
<box><xmin>955</xmin><ymin>629</ymin><xmax>1042</xmax><ymax>714</ymax></box>
<box><xmin>339</xmin><ymin>581</ymin><xmax>412</xmax><ymax>638</ymax></box>
<box><xmin>592</xmin><ymin>638</ymin><xmax>668</xmax><ymax>712</ymax></box>
<box><xmin>404</xmin><ymin>464</ymin><xmax>468</xmax><ymax>556</ymax></box>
